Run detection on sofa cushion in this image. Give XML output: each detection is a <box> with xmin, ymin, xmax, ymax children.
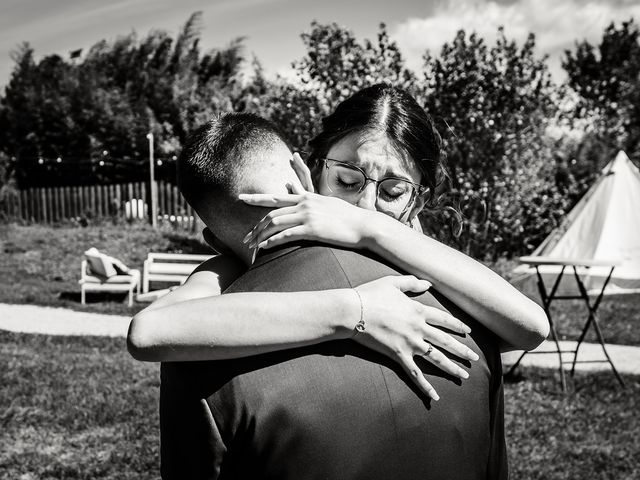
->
<box><xmin>81</xmin><ymin>270</ymin><xmax>140</xmax><ymax>285</ymax></box>
<box><xmin>84</xmin><ymin>248</ymin><xmax>117</xmax><ymax>278</ymax></box>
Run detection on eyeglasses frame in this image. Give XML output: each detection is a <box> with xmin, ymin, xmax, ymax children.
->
<box><xmin>321</xmin><ymin>158</ymin><xmax>428</xmax><ymax>214</ymax></box>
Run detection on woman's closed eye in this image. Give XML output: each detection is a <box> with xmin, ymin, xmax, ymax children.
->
<box><xmin>335</xmin><ymin>175</ymin><xmax>363</xmax><ymax>190</ymax></box>
<box><xmin>379</xmin><ymin>181</ymin><xmax>411</xmax><ymax>201</ymax></box>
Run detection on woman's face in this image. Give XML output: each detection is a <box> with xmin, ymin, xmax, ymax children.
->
<box><xmin>317</xmin><ymin>131</ymin><xmax>426</xmax><ymax>223</ymax></box>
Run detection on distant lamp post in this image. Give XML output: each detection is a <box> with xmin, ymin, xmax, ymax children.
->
<box><xmin>146</xmin><ymin>133</ymin><xmax>158</xmax><ymax>228</ymax></box>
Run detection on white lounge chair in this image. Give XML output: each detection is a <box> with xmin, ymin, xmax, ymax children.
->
<box><xmin>79</xmin><ymin>248</ymin><xmax>141</xmax><ymax>307</ymax></box>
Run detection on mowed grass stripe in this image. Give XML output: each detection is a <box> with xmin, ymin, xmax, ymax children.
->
<box><xmin>1</xmin><ymin>332</ymin><xmax>159</xmax><ymax>479</ymax></box>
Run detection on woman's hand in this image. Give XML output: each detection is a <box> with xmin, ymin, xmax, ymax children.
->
<box><xmin>240</xmin><ymin>190</ymin><xmax>375</xmax><ymax>250</ymax></box>
<box><xmin>241</xmin><ymin>150</ymin><xmax>380</xmax><ymax>250</ymax></box>
<box><xmin>351</xmin><ymin>275</ymin><xmax>479</xmax><ymax>401</ymax></box>
<box><xmin>289</xmin><ymin>152</ymin><xmax>315</xmax><ymax>193</ymax></box>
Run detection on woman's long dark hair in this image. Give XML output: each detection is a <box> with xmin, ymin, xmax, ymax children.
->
<box><xmin>308</xmin><ymin>84</ymin><xmax>449</xmax><ymax>209</ymax></box>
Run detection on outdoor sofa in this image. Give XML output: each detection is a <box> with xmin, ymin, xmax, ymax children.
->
<box><xmin>142</xmin><ymin>252</ymin><xmax>214</xmax><ymax>293</ymax></box>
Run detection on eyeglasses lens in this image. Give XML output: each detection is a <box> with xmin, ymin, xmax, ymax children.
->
<box><xmin>325</xmin><ymin>162</ymin><xmax>415</xmax><ymax>213</ymax></box>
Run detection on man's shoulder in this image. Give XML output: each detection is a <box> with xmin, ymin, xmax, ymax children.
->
<box><xmin>276</xmin><ymin>243</ymin><xmax>407</xmax><ymax>287</ymax></box>
<box><xmin>226</xmin><ymin>243</ymin><xmax>400</xmax><ymax>293</ymax></box>
<box><xmin>192</xmin><ymin>254</ymin><xmax>245</xmax><ymax>291</ymax></box>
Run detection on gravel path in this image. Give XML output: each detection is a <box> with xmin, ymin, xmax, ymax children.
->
<box><xmin>1</xmin><ymin>302</ymin><xmax>638</xmax><ymax>375</ymax></box>
<box><xmin>502</xmin><ymin>340</ymin><xmax>640</xmax><ymax>375</ymax></box>
<box><xmin>0</xmin><ymin>303</ymin><xmax>130</xmax><ymax>337</ymax></box>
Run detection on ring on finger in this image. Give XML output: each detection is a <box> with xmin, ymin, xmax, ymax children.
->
<box><xmin>424</xmin><ymin>342</ymin><xmax>434</xmax><ymax>357</ymax></box>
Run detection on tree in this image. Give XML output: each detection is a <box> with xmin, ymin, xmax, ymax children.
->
<box><xmin>421</xmin><ymin>28</ymin><xmax>567</xmax><ymax>259</ymax></box>
<box><xmin>247</xmin><ymin>22</ymin><xmax>416</xmax><ymax>150</ymax></box>
<box><xmin>0</xmin><ymin>12</ymin><xmax>248</xmax><ymax>187</ymax></box>
<box><xmin>562</xmin><ymin>19</ymin><xmax>640</xmax><ymax>187</ymax></box>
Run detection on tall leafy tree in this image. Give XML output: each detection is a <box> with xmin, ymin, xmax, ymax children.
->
<box><xmin>562</xmin><ymin>19</ymin><xmax>640</xmax><ymax>182</ymax></box>
<box><xmin>421</xmin><ymin>28</ymin><xmax>567</xmax><ymax>259</ymax></box>
<box><xmin>0</xmin><ymin>12</ymin><xmax>247</xmax><ymax>187</ymax></box>
<box><xmin>251</xmin><ymin>22</ymin><xmax>415</xmax><ymax>150</ymax></box>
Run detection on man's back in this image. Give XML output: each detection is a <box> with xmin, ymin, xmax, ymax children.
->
<box><xmin>161</xmin><ymin>245</ymin><xmax>507</xmax><ymax>480</ymax></box>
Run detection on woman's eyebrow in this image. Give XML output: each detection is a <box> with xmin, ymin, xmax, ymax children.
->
<box><xmin>368</xmin><ymin>163</ymin><xmax>413</xmax><ymax>181</ymax></box>
<box><xmin>335</xmin><ymin>157</ymin><xmax>414</xmax><ymax>181</ymax></box>
<box><xmin>384</xmin><ymin>168</ymin><xmax>412</xmax><ymax>180</ymax></box>
<box><xmin>377</xmin><ymin>165</ymin><xmax>414</xmax><ymax>182</ymax></box>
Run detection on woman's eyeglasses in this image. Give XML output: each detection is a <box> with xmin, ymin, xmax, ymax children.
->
<box><xmin>321</xmin><ymin>158</ymin><xmax>428</xmax><ymax>215</ymax></box>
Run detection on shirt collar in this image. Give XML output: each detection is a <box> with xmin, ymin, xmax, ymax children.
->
<box><xmin>250</xmin><ymin>241</ymin><xmax>325</xmax><ymax>270</ymax></box>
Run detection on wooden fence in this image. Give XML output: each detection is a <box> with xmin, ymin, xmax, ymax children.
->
<box><xmin>0</xmin><ymin>181</ymin><xmax>199</xmax><ymax>230</ymax></box>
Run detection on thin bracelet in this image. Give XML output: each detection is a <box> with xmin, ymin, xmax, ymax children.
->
<box><xmin>353</xmin><ymin>289</ymin><xmax>366</xmax><ymax>334</ymax></box>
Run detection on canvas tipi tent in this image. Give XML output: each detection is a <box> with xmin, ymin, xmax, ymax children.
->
<box><xmin>514</xmin><ymin>151</ymin><xmax>640</xmax><ymax>294</ymax></box>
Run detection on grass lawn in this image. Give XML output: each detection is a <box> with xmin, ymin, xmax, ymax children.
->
<box><xmin>1</xmin><ymin>222</ymin><xmax>639</xmax><ymax>345</ymax></box>
<box><xmin>0</xmin><ymin>222</ymin><xmax>212</xmax><ymax>316</ymax></box>
<box><xmin>0</xmin><ymin>331</ymin><xmax>159</xmax><ymax>479</ymax></box>
<box><xmin>0</xmin><ymin>331</ymin><xmax>638</xmax><ymax>479</ymax></box>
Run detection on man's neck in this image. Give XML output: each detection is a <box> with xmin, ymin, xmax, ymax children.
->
<box><xmin>227</xmin><ymin>237</ymin><xmax>254</xmax><ymax>267</ymax></box>
<box><xmin>203</xmin><ymin>224</ymin><xmax>253</xmax><ymax>266</ymax></box>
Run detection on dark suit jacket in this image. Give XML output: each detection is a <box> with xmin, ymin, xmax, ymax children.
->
<box><xmin>161</xmin><ymin>244</ymin><xmax>508</xmax><ymax>480</ymax></box>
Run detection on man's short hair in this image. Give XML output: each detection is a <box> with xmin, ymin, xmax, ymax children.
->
<box><xmin>177</xmin><ymin>113</ymin><xmax>291</xmax><ymax>211</ymax></box>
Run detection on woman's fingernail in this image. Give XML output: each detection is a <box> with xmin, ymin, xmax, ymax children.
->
<box><xmin>469</xmin><ymin>350</ymin><xmax>480</xmax><ymax>361</ymax></box>
<box><xmin>459</xmin><ymin>369</ymin><xmax>469</xmax><ymax>379</ymax></box>
<box><xmin>431</xmin><ymin>391</ymin><xmax>440</xmax><ymax>401</ymax></box>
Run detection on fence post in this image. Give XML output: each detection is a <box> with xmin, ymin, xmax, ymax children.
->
<box><xmin>146</xmin><ymin>133</ymin><xmax>158</xmax><ymax>228</ymax></box>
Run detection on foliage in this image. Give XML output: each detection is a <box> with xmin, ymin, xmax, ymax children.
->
<box><xmin>563</xmin><ymin>19</ymin><xmax>640</xmax><ymax>158</ymax></box>
<box><xmin>0</xmin><ymin>12</ymin><xmax>245</xmax><ymax>188</ymax></box>
<box><xmin>295</xmin><ymin>21</ymin><xmax>416</xmax><ymax>104</ymax></box>
<box><xmin>242</xmin><ymin>22</ymin><xmax>416</xmax><ymax>151</ymax></box>
<box><xmin>419</xmin><ymin>29</ymin><xmax>569</xmax><ymax>258</ymax></box>
<box><xmin>556</xmin><ymin>18</ymin><xmax>640</xmax><ymax>208</ymax></box>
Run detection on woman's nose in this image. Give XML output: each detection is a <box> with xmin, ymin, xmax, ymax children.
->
<box><xmin>355</xmin><ymin>182</ymin><xmax>378</xmax><ymax>211</ymax></box>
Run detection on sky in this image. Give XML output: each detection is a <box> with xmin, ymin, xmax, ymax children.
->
<box><xmin>1</xmin><ymin>0</ymin><xmax>639</xmax><ymax>87</ymax></box>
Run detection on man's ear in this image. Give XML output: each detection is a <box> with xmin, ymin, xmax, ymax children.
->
<box><xmin>202</xmin><ymin>227</ymin><xmax>234</xmax><ymax>255</ymax></box>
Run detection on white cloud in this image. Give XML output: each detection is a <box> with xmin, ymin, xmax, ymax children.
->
<box><xmin>391</xmin><ymin>0</ymin><xmax>640</xmax><ymax>80</ymax></box>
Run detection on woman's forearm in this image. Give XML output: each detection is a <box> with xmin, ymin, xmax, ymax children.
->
<box><xmin>362</xmin><ymin>214</ymin><xmax>549</xmax><ymax>351</ymax></box>
<box><xmin>127</xmin><ymin>290</ymin><xmax>357</xmax><ymax>362</ymax></box>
